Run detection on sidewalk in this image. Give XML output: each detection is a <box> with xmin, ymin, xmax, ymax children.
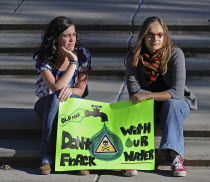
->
<box><xmin>0</xmin><ymin>167</ymin><xmax>210</xmax><ymax>182</ymax></box>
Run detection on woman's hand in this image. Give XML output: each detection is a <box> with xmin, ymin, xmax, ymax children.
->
<box><xmin>60</xmin><ymin>47</ymin><xmax>78</xmax><ymax>62</ymax></box>
<box><xmin>58</xmin><ymin>87</ymin><xmax>73</xmax><ymax>102</ymax></box>
<box><xmin>130</xmin><ymin>93</ymin><xmax>150</xmax><ymax>104</ymax></box>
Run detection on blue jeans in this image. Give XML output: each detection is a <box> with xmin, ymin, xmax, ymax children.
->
<box><xmin>34</xmin><ymin>93</ymin><xmax>82</xmax><ymax>160</ymax></box>
<box><xmin>156</xmin><ymin>99</ymin><xmax>190</xmax><ymax>160</ymax></box>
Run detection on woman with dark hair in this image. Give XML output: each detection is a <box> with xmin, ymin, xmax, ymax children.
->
<box><xmin>124</xmin><ymin>16</ymin><xmax>197</xmax><ymax>177</ymax></box>
<box><xmin>33</xmin><ymin>16</ymin><xmax>91</xmax><ymax>175</ymax></box>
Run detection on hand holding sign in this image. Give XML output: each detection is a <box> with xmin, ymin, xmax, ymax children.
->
<box><xmin>56</xmin><ymin>98</ymin><xmax>155</xmax><ymax>171</ymax></box>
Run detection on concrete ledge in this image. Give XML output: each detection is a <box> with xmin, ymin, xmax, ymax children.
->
<box><xmin>99</xmin><ymin>169</ymin><xmax>210</xmax><ymax>182</ymax></box>
<box><xmin>0</xmin><ymin>56</ymin><xmax>210</xmax><ymax>76</ymax></box>
<box><xmin>0</xmin><ymin>108</ymin><xmax>210</xmax><ymax>137</ymax></box>
<box><xmin>0</xmin><ymin>138</ymin><xmax>209</xmax><ymax>167</ymax></box>
<box><xmin>0</xmin><ymin>168</ymin><xmax>210</xmax><ymax>182</ymax></box>
<box><xmin>0</xmin><ymin>108</ymin><xmax>41</xmax><ymax>131</ymax></box>
<box><xmin>0</xmin><ymin>167</ymin><xmax>98</xmax><ymax>182</ymax></box>
<box><xmin>0</xmin><ymin>32</ymin><xmax>210</xmax><ymax>54</ymax></box>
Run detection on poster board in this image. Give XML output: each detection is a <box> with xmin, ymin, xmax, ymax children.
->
<box><xmin>55</xmin><ymin>98</ymin><xmax>154</xmax><ymax>171</ymax></box>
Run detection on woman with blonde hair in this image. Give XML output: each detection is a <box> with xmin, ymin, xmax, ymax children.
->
<box><xmin>124</xmin><ymin>16</ymin><xmax>197</xmax><ymax>177</ymax></box>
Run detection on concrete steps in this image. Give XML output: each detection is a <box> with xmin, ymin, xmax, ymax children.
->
<box><xmin>0</xmin><ymin>75</ymin><xmax>210</xmax><ymax>167</ymax></box>
<box><xmin>1</xmin><ymin>55</ymin><xmax>210</xmax><ymax>76</ymax></box>
<box><xmin>0</xmin><ymin>0</ymin><xmax>210</xmax><ymax>172</ymax></box>
<box><xmin>1</xmin><ymin>109</ymin><xmax>210</xmax><ymax>137</ymax></box>
<box><xmin>0</xmin><ymin>138</ymin><xmax>209</xmax><ymax>167</ymax></box>
<box><xmin>0</xmin><ymin>31</ymin><xmax>210</xmax><ymax>54</ymax></box>
<box><xmin>0</xmin><ymin>55</ymin><xmax>125</xmax><ymax>76</ymax></box>
<box><xmin>134</xmin><ymin>0</ymin><xmax>210</xmax><ymax>28</ymax></box>
<box><xmin>0</xmin><ymin>108</ymin><xmax>210</xmax><ymax>137</ymax></box>
<box><xmin>0</xmin><ymin>30</ymin><xmax>209</xmax><ymax>77</ymax></box>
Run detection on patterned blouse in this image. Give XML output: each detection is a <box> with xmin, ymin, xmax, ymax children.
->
<box><xmin>34</xmin><ymin>47</ymin><xmax>91</xmax><ymax>98</ymax></box>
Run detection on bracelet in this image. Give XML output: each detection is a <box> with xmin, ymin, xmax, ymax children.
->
<box><xmin>69</xmin><ymin>61</ymin><xmax>79</xmax><ymax>67</ymax></box>
<box><xmin>70</xmin><ymin>61</ymin><xmax>78</xmax><ymax>64</ymax></box>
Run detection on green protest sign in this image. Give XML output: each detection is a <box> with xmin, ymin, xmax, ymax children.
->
<box><xmin>55</xmin><ymin>98</ymin><xmax>154</xmax><ymax>171</ymax></box>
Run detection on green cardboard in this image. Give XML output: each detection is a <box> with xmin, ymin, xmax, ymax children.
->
<box><xmin>55</xmin><ymin>98</ymin><xmax>154</xmax><ymax>171</ymax></box>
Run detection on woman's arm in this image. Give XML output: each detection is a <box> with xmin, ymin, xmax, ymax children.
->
<box><xmin>130</xmin><ymin>48</ymin><xmax>185</xmax><ymax>103</ymax></box>
<box><xmin>40</xmin><ymin>63</ymin><xmax>77</xmax><ymax>92</ymax></box>
<box><xmin>130</xmin><ymin>91</ymin><xmax>171</xmax><ymax>104</ymax></box>
<box><xmin>40</xmin><ymin>47</ymin><xmax>78</xmax><ymax>92</ymax></box>
<box><xmin>39</xmin><ymin>47</ymin><xmax>79</xmax><ymax>101</ymax></box>
<box><xmin>165</xmin><ymin>48</ymin><xmax>186</xmax><ymax>99</ymax></box>
<box><xmin>57</xmin><ymin>73</ymin><xmax>87</xmax><ymax>101</ymax></box>
<box><xmin>71</xmin><ymin>73</ymin><xmax>88</xmax><ymax>97</ymax></box>
<box><xmin>125</xmin><ymin>57</ymin><xmax>151</xmax><ymax>96</ymax></box>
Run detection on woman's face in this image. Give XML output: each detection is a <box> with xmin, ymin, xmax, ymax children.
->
<box><xmin>144</xmin><ymin>22</ymin><xmax>165</xmax><ymax>54</ymax></box>
<box><xmin>57</xmin><ymin>25</ymin><xmax>76</xmax><ymax>51</ymax></box>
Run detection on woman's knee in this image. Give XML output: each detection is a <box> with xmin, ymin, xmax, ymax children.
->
<box><xmin>48</xmin><ymin>92</ymin><xmax>60</xmax><ymax>103</ymax></box>
<box><xmin>161</xmin><ymin>99</ymin><xmax>190</xmax><ymax>120</ymax></box>
<box><xmin>70</xmin><ymin>94</ymin><xmax>83</xmax><ymax>99</ymax></box>
<box><xmin>162</xmin><ymin>99</ymin><xmax>179</xmax><ymax>112</ymax></box>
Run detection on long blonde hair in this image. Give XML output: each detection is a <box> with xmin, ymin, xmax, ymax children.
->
<box><xmin>132</xmin><ymin>16</ymin><xmax>174</xmax><ymax>74</ymax></box>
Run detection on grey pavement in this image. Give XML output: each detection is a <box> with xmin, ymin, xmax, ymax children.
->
<box><xmin>134</xmin><ymin>0</ymin><xmax>210</xmax><ymax>26</ymax></box>
<box><xmin>0</xmin><ymin>168</ymin><xmax>98</xmax><ymax>182</ymax></box>
<box><xmin>0</xmin><ymin>168</ymin><xmax>210</xmax><ymax>182</ymax></box>
<box><xmin>99</xmin><ymin>169</ymin><xmax>210</xmax><ymax>182</ymax></box>
<box><xmin>1</xmin><ymin>31</ymin><xmax>210</xmax><ymax>50</ymax></box>
<box><xmin>1</xmin><ymin>75</ymin><xmax>209</xmax><ymax>110</ymax></box>
<box><xmin>0</xmin><ymin>75</ymin><xmax>210</xmax><ymax>136</ymax></box>
<box><xmin>0</xmin><ymin>137</ymin><xmax>209</xmax><ymax>162</ymax></box>
<box><xmin>0</xmin><ymin>75</ymin><xmax>125</xmax><ymax>108</ymax></box>
<box><xmin>1</xmin><ymin>0</ymin><xmax>210</xmax><ymax>28</ymax></box>
<box><xmin>0</xmin><ymin>0</ymin><xmax>137</xmax><ymax>26</ymax></box>
<box><xmin>1</xmin><ymin>56</ymin><xmax>210</xmax><ymax>75</ymax></box>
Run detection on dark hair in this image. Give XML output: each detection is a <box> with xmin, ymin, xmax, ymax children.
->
<box><xmin>131</xmin><ymin>16</ymin><xmax>174</xmax><ymax>74</ymax></box>
<box><xmin>34</xmin><ymin>16</ymin><xmax>79</xmax><ymax>68</ymax></box>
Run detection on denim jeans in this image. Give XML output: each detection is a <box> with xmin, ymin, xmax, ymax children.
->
<box><xmin>156</xmin><ymin>99</ymin><xmax>190</xmax><ymax>160</ymax></box>
<box><xmin>34</xmin><ymin>93</ymin><xmax>82</xmax><ymax>160</ymax></box>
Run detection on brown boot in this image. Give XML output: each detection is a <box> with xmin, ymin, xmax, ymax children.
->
<box><xmin>39</xmin><ymin>163</ymin><xmax>51</xmax><ymax>175</ymax></box>
<box><xmin>77</xmin><ymin>170</ymin><xmax>90</xmax><ymax>175</ymax></box>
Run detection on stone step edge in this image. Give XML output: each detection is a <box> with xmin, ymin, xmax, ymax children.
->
<box><xmin>0</xmin><ymin>110</ymin><xmax>210</xmax><ymax>137</ymax></box>
<box><xmin>0</xmin><ymin>69</ymin><xmax>209</xmax><ymax>77</ymax></box>
<box><xmin>0</xmin><ymin>140</ymin><xmax>209</xmax><ymax>167</ymax></box>
<box><xmin>0</xmin><ymin>24</ymin><xmax>210</xmax><ymax>31</ymax></box>
<box><xmin>0</xmin><ymin>157</ymin><xmax>209</xmax><ymax>168</ymax></box>
<box><xmin>1</xmin><ymin>56</ymin><xmax>209</xmax><ymax>66</ymax></box>
<box><xmin>0</xmin><ymin>47</ymin><xmax>209</xmax><ymax>54</ymax></box>
<box><xmin>0</xmin><ymin>129</ymin><xmax>209</xmax><ymax>138</ymax></box>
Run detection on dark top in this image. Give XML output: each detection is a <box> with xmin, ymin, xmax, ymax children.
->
<box><xmin>125</xmin><ymin>48</ymin><xmax>197</xmax><ymax>110</ymax></box>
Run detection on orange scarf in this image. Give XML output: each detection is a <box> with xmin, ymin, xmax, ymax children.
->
<box><xmin>142</xmin><ymin>49</ymin><xmax>163</xmax><ymax>85</ymax></box>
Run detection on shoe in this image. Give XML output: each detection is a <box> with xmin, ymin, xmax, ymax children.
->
<box><xmin>77</xmin><ymin>170</ymin><xmax>90</xmax><ymax>175</ymax></box>
<box><xmin>122</xmin><ymin>170</ymin><xmax>138</xmax><ymax>177</ymax></box>
<box><xmin>171</xmin><ymin>155</ymin><xmax>186</xmax><ymax>177</ymax></box>
<box><xmin>0</xmin><ymin>165</ymin><xmax>12</xmax><ymax>170</ymax></box>
<box><xmin>39</xmin><ymin>163</ymin><xmax>51</xmax><ymax>175</ymax></box>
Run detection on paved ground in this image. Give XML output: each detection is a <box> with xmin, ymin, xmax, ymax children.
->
<box><xmin>0</xmin><ymin>0</ymin><xmax>137</xmax><ymax>25</ymax></box>
<box><xmin>1</xmin><ymin>0</ymin><xmax>210</xmax><ymax>28</ymax></box>
<box><xmin>0</xmin><ymin>167</ymin><xmax>210</xmax><ymax>182</ymax></box>
<box><xmin>1</xmin><ymin>75</ymin><xmax>209</xmax><ymax>109</ymax></box>
<box><xmin>0</xmin><ymin>75</ymin><xmax>125</xmax><ymax>108</ymax></box>
<box><xmin>134</xmin><ymin>0</ymin><xmax>210</xmax><ymax>26</ymax></box>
